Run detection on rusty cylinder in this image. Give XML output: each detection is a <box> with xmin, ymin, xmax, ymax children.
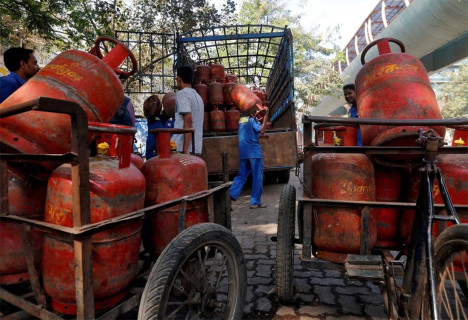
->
<box><xmin>195</xmin><ymin>65</ymin><xmax>210</xmax><ymax>84</ymax></box>
<box><xmin>311</xmin><ymin>153</ymin><xmax>376</xmax><ymax>263</ymax></box>
<box><xmin>208</xmin><ymin>81</ymin><xmax>224</xmax><ymax>106</ymax></box>
<box><xmin>195</xmin><ymin>81</ymin><xmax>209</xmax><ymax>106</ymax></box>
<box><xmin>356</xmin><ymin>38</ymin><xmax>445</xmax><ymax>151</ymax></box>
<box><xmin>210</xmin><ymin>63</ymin><xmax>225</xmax><ymax>81</ymax></box>
<box><xmin>210</xmin><ymin>107</ymin><xmax>226</xmax><ymax>132</ymax></box>
<box><xmin>225</xmin><ymin>108</ymin><xmax>240</xmax><ymax>131</ymax></box>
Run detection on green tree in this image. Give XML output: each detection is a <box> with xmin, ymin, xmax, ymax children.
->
<box><xmin>437</xmin><ymin>64</ymin><xmax>468</xmax><ymax>119</ymax></box>
<box><xmin>236</xmin><ymin>0</ymin><xmax>343</xmax><ymax>116</ymax></box>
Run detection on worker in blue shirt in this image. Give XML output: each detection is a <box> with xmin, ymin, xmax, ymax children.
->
<box><xmin>229</xmin><ymin>107</ymin><xmax>269</xmax><ymax>209</ymax></box>
<box><xmin>0</xmin><ymin>47</ymin><xmax>40</xmax><ymax>103</ymax></box>
<box><xmin>343</xmin><ymin>83</ymin><xmax>363</xmax><ymax>146</ymax></box>
<box><xmin>144</xmin><ymin>94</ymin><xmax>174</xmax><ymax>160</ymax></box>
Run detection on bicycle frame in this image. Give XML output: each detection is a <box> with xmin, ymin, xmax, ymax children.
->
<box><xmin>402</xmin><ymin>131</ymin><xmax>462</xmax><ymax>320</ymax></box>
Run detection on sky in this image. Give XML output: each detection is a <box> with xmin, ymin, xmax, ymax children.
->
<box><xmin>211</xmin><ymin>0</ymin><xmax>380</xmax><ymax>49</ymax></box>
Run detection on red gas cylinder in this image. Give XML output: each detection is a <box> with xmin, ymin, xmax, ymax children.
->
<box><xmin>162</xmin><ymin>92</ymin><xmax>177</xmax><ymax>117</ymax></box>
<box><xmin>311</xmin><ymin>153</ymin><xmax>376</xmax><ymax>263</ymax></box>
<box><xmin>208</xmin><ymin>81</ymin><xmax>224</xmax><ymax>106</ymax></box>
<box><xmin>0</xmin><ymin>166</ymin><xmax>47</xmax><ymax>285</ymax></box>
<box><xmin>374</xmin><ymin>165</ymin><xmax>404</xmax><ymax>248</ymax></box>
<box><xmin>210</xmin><ymin>107</ymin><xmax>226</xmax><ymax>132</ymax></box>
<box><xmin>230</xmin><ymin>84</ymin><xmax>266</xmax><ymax>121</ymax></box>
<box><xmin>42</xmin><ymin>131</ymin><xmax>145</xmax><ymax>314</ymax></box>
<box><xmin>195</xmin><ymin>65</ymin><xmax>210</xmax><ymax>84</ymax></box>
<box><xmin>195</xmin><ymin>81</ymin><xmax>209</xmax><ymax>106</ymax></box>
<box><xmin>355</xmin><ymin>38</ymin><xmax>445</xmax><ymax>150</ymax></box>
<box><xmin>225</xmin><ymin>74</ymin><xmax>238</xmax><ymax>83</ymax></box>
<box><xmin>223</xmin><ymin>81</ymin><xmax>236</xmax><ymax>106</ymax></box>
<box><xmin>400</xmin><ymin>154</ymin><xmax>468</xmax><ymax>247</ymax></box>
<box><xmin>225</xmin><ymin>108</ymin><xmax>240</xmax><ymax>131</ymax></box>
<box><xmin>315</xmin><ymin>125</ymin><xmax>357</xmax><ymax>146</ymax></box>
<box><xmin>210</xmin><ymin>63</ymin><xmax>225</xmax><ymax>81</ymax></box>
<box><xmin>0</xmin><ymin>37</ymin><xmax>136</xmax><ymax>159</ymax></box>
<box><xmin>141</xmin><ymin>129</ymin><xmax>208</xmax><ymax>256</ymax></box>
<box><xmin>255</xmin><ymin>89</ymin><xmax>268</xmax><ymax>106</ymax></box>
<box><xmin>131</xmin><ymin>153</ymin><xmax>144</xmax><ymax>170</ymax></box>
<box><xmin>204</xmin><ymin>112</ymin><xmax>210</xmax><ymax>131</ymax></box>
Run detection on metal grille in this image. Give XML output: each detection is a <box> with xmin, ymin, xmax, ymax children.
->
<box><xmin>177</xmin><ymin>25</ymin><xmax>288</xmax><ymax>86</ymax></box>
<box><xmin>115</xmin><ymin>30</ymin><xmax>177</xmax><ymax>94</ymax></box>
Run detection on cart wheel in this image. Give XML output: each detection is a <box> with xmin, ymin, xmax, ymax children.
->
<box><xmin>277</xmin><ymin>169</ymin><xmax>291</xmax><ymax>184</ymax></box>
<box><xmin>138</xmin><ymin>223</ymin><xmax>246</xmax><ymax>320</ymax></box>
<box><xmin>276</xmin><ymin>184</ymin><xmax>296</xmax><ymax>303</ymax></box>
<box><xmin>421</xmin><ymin>224</ymin><xmax>468</xmax><ymax>319</ymax></box>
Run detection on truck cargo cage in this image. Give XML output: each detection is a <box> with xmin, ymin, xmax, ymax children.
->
<box><xmin>176</xmin><ymin>24</ymin><xmax>294</xmax><ymax>125</ymax></box>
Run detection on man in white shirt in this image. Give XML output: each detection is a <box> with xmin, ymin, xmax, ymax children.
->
<box><xmin>173</xmin><ymin>66</ymin><xmax>204</xmax><ymax>155</ymax></box>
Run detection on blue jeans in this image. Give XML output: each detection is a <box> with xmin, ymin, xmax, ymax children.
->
<box><xmin>229</xmin><ymin>158</ymin><xmax>263</xmax><ymax>206</ymax></box>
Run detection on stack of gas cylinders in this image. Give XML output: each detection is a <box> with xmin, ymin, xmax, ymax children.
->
<box><xmin>0</xmin><ymin>38</ymin><xmax>209</xmax><ymax>315</ymax></box>
<box><xmin>194</xmin><ymin>63</ymin><xmax>268</xmax><ymax>132</ymax></box>
<box><xmin>310</xmin><ymin>38</ymin><xmax>467</xmax><ymax>264</ymax></box>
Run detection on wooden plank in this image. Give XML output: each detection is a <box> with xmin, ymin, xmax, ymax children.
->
<box><xmin>74</xmin><ymin>238</ymin><xmax>94</xmax><ymax>320</ymax></box>
<box><xmin>21</xmin><ymin>224</ymin><xmax>47</xmax><ymax>307</ymax></box>
<box><xmin>0</xmin><ymin>287</ymin><xmax>60</xmax><ymax>320</ymax></box>
<box><xmin>207</xmin><ymin>194</ymin><xmax>214</xmax><ymax>223</ymax></box>
<box><xmin>97</xmin><ymin>292</ymin><xmax>142</xmax><ymax>320</ymax></box>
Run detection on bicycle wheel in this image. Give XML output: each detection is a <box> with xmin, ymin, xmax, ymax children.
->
<box><xmin>422</xmin><ymin>224</ymin><xmax>468</xmax><ymax>319</ymax></box>
<box><xmin>276</xmin><ymin>184</ymin><xmax>296</xmax><ymax>303</ymax></box>
<box><xmin>138</xmin><ymin>223</ymin><xmax>246</xmax><ymax>320</ymax></box>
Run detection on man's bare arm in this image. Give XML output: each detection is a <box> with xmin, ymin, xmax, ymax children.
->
<box><xmin>182</xmin><ymin>113</ymin><xmax>193</xmax><ymax>154</ymax></box>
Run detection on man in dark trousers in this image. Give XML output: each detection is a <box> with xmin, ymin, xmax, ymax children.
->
<box><xmin>0</xmin><ymin>47</ymin><xmax>40</xmax><ymax>103</ymax></box>
<box><xmin>229</xmin><ymin>108</ymin><xmax>269</xmax><ymax>209</ymax></box>
<box><xmin>343</xmin><ymin>83</ymin><xmax>362</xmax><ymax>146</ymax></box>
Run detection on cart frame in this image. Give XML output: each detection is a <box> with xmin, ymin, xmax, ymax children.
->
<box><xmin>0</xmin><ymin>97</ymin><xmax>233</xmax><ymax>319</ymax></box>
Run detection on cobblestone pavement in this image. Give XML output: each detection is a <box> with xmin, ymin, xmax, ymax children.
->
<box><xmin>231</xmin><ymin>170</ymin><xmax>388</xmax><ymax>320</ymax></box>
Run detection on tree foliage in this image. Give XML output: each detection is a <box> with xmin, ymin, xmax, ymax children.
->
<box><xmin>0</xmin><ymin>0</ymin><xmax>235</xmax><ymax>51</ymax></box>
<box><xmin>236</xmin><ymin>0</ymin><xmax>343</xmax><ymax>116</ymax></box>
<box><xmin>437</xmin><ymin>64</ymin><xmax>468</xmax><ymax>119</ymax></box>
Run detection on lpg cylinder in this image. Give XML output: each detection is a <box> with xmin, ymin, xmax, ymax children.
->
<box><xmin>400</xmin><ymin>154</ymin><xmax>468</xmax><ymax>247</ymax></box>
<box><xmin>204</xmin><ymin>112</ymin><xmax>210</xmax><ymax>131</ymax></box>
<box><xmin>208</xmin><ymin>81</ymin><xmax>224</xmax><ymax>106</ymax></box>
<box><xmin>374</xmin><ymin>165</ymin><xmax>404</xmax><ymax>248</ymax></box>
<box><xmin>355</xmin><ymin>38</ymin><xmax>445</xmax><ymax>150</ymax></box>
<box><xmin>223</xmin><ymin>81</ymin><xmax>236</xmax><ymax>106</ymax></box>
<box><xmin>130</xmin><ymin>153</ymin><xmax>144</xmax><ymax>170</ymax></box>
<box><xmin>195</xmin><ymin>65</ymin><xmax>210</xmax><ymax>84</ymax></box>
<box><xmin>210</xmin><ymin>107</ymin><xmax>226</xmax><ymax>132</ymax></box>
<box><xmin>195</xmin><ymin>81</ymin><xmax>209</xmax><ymax>106</ymax></box>
<box><xmin>210</xmin><ymin>63</ymin><xmax>225</xmax><ymax>81</ymax></box>
<box><xmin>225</xmin><ymin>74</ymin><xmax>238</xmax><ymax>83</ymax></box>
<box><xmin>230</xmin><ymin>84</ymin><xmax>266</xmax><ymax>121</ymax></box>
<box><xmin>311</xmin><ymin>153</ymin><xmax>376</xmax><ymax>263</ymax></box>
<box><xmin>0</xmin><ymin>166</ymin><xmax>47</xmax><ymax>285</ymax></box>
<box><xmin>315</xmin><ymin>125</ymin><xmax>357</xmax><ymax>146</ymax></box>
<box><xmin>42</xmin><ymin>134</ymin><xmax>145</xmax><ymax>314</ymax></box>
<box><xmin>0</xmin><ymin>37</ymin><xmax>136</xmax><ymax>160</ymax></box>
<box><xmin>141</xmin><ymin>129</ymin><xmax>208</xmax><ymax>257</ymax></box>
<box><xmin>162</xmin><ymin>92</ymin><xmax>177</xmax><ymax>118</ymax></box>
<box><xmin>225</xmin><ymin>107</ymin><xmax>241</xmax><ymax>131</ymax></box>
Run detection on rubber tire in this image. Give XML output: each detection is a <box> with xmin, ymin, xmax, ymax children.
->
<box><xmin>422</xmin><ymin>224</ymin><xmax>468</xmax><ymax>318</ymax></box>
<box><xmin>277</xmin><ymin>169</ymin><xmax>291</xmax><ymax>184</ymax></box>
<box><xmin>138</xmin><ymin>223</ymin><xmax>246</xmax><ymax>320</ymax></box>
<box><xmin>276</xmin><ymin>184</ymin><xmax>296</xmax><ymax>303</ymax></box>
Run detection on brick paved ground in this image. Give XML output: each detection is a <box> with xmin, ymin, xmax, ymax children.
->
<box><xmin>231</xmin><ymin>170</ymin><xmax>388</xmax><ymax>320</ymax></box>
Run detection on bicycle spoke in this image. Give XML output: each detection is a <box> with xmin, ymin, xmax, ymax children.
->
<box><xmin>215</xmin><ymin>257</ymin><xmax>228</xmax><ymax>289</ymax></box>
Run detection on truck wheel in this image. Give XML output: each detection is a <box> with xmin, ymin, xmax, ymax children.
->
<box><xmin>277</xmin><ymin>169</ymin><xmax>291</xmax><ymax>184</ymax></box>
<box><xmin>276</xmin><ymin>184</ymin><xmax>296</xmax><ymax>303</ymax></box>
<box><xmin>138</xmin><ymin>223</ymin><xmax>246</xmax><ymax>320</ymax></box>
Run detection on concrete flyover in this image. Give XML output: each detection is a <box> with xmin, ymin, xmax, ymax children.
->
<box><xmin>311</xmin><ymin>0</ymin><xmax>468</xmax><ymax>116</ymax></box>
